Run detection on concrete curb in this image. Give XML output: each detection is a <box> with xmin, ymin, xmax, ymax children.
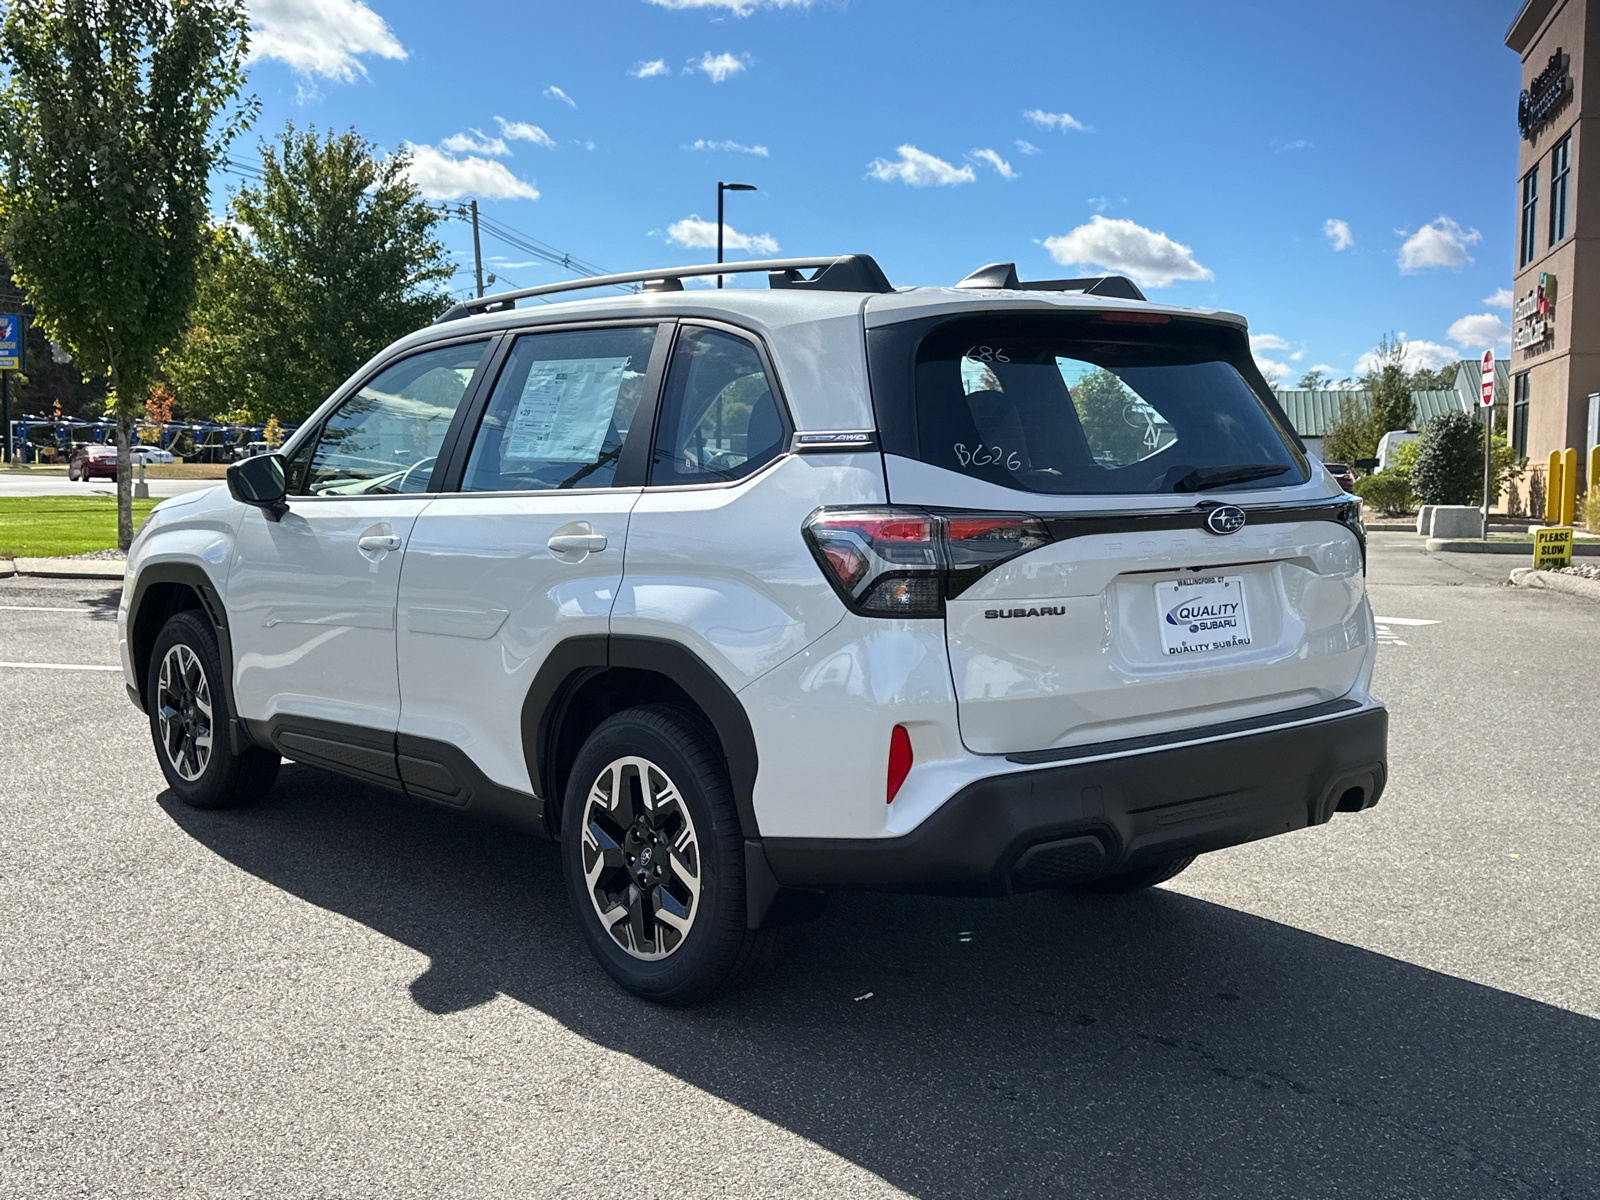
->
<box><xmin>1427</xmin><ymin>538</ymin><xmax>1600</xmax><ymax>555</ymax></box>
<box><xmin>0</xmin><ymin>560</ymin><xmax>14</xmax><ymax>578</ymax></box>
<box><xmin>1510</xmin><ymin>567</ymin><xmax>1600</xmax><ymax>603</ymax></box>
<box><xmin>12</xmin><ymin>557</ymin><xmax>126</xmax><ymax>580</ymax></box>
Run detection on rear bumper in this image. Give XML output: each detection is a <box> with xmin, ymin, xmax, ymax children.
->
<box><xmin>762</xmin><ymin>706</ymin><xmax>1387</xmax><ymax>896</ymax></box>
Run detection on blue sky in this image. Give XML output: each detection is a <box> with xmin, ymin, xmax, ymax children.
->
<box><xmin>236</xmin><ymin>0</ymin><xmax>1525</xmax><ymax>383</ymax></box>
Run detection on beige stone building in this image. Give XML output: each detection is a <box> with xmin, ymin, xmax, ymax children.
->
<box><xmin>1506</xmin><ymin>0</ymin><xmax>1600</xmax><ymax>508</ymax></box>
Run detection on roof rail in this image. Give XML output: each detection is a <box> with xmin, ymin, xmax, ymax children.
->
<box><xmin>434</xmin><ymin>254</ymin><xmax>894</xmax><ymax>323</ymax></box>
<box><xmin>953</xmin><ymin>261</ymin><xmax>1147</xmax><ymax>302</ymax></box>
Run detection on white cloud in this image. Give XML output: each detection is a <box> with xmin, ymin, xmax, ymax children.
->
<box><xmin>692</xmin><ymin>52</ymin><xmax>749</xmax><ymax>82</ymax></box>
<box><xmin>544</xmin><ymin>85</ymin><xmax>576</xmax><ymax>107</ymax></box>
<box><xmin>867</xmin><ymin>145</ymin><xmax>975</xmax><ymax>187</ymax></box>
<box><xmin>631</xmin><ymin>59</ymin><xmax>670</xmax><ymax>78</ymax></box>
<box><xmin>1397</xmin><ymin>216</ymin><xmax>1480</xmax><ymax>273</ymax></box>
<box><xmin>493</xmin><ymin>117</ymin><xmax>556</xmax><ymax>149</ymax></box>
<box><xmin>440</xmin><ymin>129</ymin><xmax>509</xmax><ymax>157</ymax></box>
<box><xmin>1015</xmin><ymin>139</ymin><xmax>1041</xmax><ymax>155</ymax></box>
<box><xmin>401</xmin><ymin>144</ymin><xmax>539</xmax><ymax>201</ymax></box>
<box><xmin>690</xmin><ymin>138</ymin><xmax>769</xmax><ymax>156</ymax></box>
<box><xmin>1484</xmin><ymin>287</ymin><xmax>1514</xmax><ymax>308</ymax></box>
<box><xmin>1324</xmin><ymin>218</ymin><xmax>1353</xmax><ymax>251</ymax></box>
<box><xmin>248</xmin><ymin>0</ymin><xmax>406</xmax><ymax>82</ymax></box>
<box><xmin>666</xmin><ymin>215</ymin><xmax>778</xmax><ymax>255</ymax></box>
<box><xmin>970</xmin><ymin>148</ymin><xmax>1017</xmax><ymax>180</ymax></box>
<box><xmin>1250</xmin><ymin>333</ymin><xmax>1292</xmax><ymax>353</ymax></box>
<box><xmin>1042</xmin><ymin>215</ymin><xmax>1212</xmax><ymax>289</ymax></box>
<box><xmin>1254</xmin><ymin>356</ymin><xmax>1291</xmax><ymax>381</ymax></box>
<box><xmin>1447</xmin><ymin>313</ymin><xmax>1512</xmax><ymax>349</ymax></box>
<box><xmin>1355</xmin><ymin>336</ymin><xmax>1458</xmax><ymax>375</ymax></box>
<box><xmin>1308</xmin><ymin>364</ymin><xmax>1336</xmax><ymax>374</ymax></box>
<box><xmin>1024</xmin><ymin>109</ymin><xmax>1087</xmax><ymax>133</ymax></box>
<box><xmin>645</xmin><ymin>0</ymin><xmax>813</xmax><ymax>12</ymax></box>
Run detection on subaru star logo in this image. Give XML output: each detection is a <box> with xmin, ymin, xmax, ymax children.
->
<box><xmin>1204</xmin><ymin>505</ymin><xmax>1247</xmax><ymax>535</ymax></box>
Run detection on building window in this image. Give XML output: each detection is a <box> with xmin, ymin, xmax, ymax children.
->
<box><xmin>1512</xmin><ymin>371</ymin><xmax>1530</xmax><ymax>456</ymax></box>
<box><xmin>1549</xmin><ymin>133</ymin><xmax>1571</xmax><ymax>245</ymax></box>
<box><xmin>1520</xmin><ymin>168</ymin><xmax>1539</xmax><ymax>266</ymax></box>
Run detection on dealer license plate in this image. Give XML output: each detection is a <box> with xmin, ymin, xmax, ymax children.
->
<box><xmin>1154</xmin><ymin>575</ymin><xmax>1252</xmax><ymax>658</ymax></box>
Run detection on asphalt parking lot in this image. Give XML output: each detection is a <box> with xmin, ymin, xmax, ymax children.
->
<box><xmin>0</xmin><ymin>473</ymin><xmax>221</xmax><ymax>498</ymax></box>
<box><xmin>2</xmin><ymin>532</ymin><xmax>1597</xmax><ymax>1199</ymax></box>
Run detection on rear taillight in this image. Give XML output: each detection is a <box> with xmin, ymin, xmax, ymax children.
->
<box><xmin>802</xmin><ymin>506</ymin><xmax>1051</xmax><ymax>618</ymax></box>
<box><xmin>887</xmin><ymin>725</ymin><xmax>913</xmax><ymax>802</ymax></box>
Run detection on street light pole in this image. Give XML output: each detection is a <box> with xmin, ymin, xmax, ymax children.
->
<box><xmin>715</xmin><ymin>181</ymin><xmax>757</xmax><ymax>288</ymax></box>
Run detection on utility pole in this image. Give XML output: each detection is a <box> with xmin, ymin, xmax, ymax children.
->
<box><xmin>470</xmin><ymin>199</ymin><xmax>485</xmax><ymax>298</ymax></box>
<box><xmin>2</xmin><ymin>370</ymin><xmax>9</xmax><ymax>465</ymax></box>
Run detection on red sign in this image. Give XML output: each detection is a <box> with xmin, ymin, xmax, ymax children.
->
<box><xmin>1480</xmin><ymin>350</ymin><xmax>1495</xmax><ymax>407</ymax></box>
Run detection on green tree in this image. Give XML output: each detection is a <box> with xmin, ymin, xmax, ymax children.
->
<box><xmin>1296</xmin><ymin>368</ymin><xmax>1329</xmax><ymax>390</ymax></box>
<box><xmin>167</xmin><ymin>124</ymin><xmax>454</xmax><ymax>424</ymax></box>
<box><xmin>1071</xmin><ymin>368</ymin><xmax>1151</xmax><ymax>465</ymax></box>
<box><xmin>1362</xmin><ymin>334</ymin><xmax>1414</xmax><ymax>437</ymax></box>
<box><xmin>1411</xmin><ymin>410</ymin><xmax>1486</xmax><ymax>506</ymax></box>
<box><xmin>0</xmin><ymin>0</ymin><xmax>252</xmax><ymax>548</ymax></box>
<box><xmin>1408</xmin><ymin>365</ymin><xmax>1456</xmax><ymax>391</ymax></box>
<box><xmin>1321</xmin><ymin>395</ymin><xmax>1379</xmax><ymax>466</ymax></box>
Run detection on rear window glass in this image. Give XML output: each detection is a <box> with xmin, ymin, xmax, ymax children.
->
<box><xmin>910</xmin><ymin>316</ymin><xmax>1307</xmax><ymax>495</ymax></box>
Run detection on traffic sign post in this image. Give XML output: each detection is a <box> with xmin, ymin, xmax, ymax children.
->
<box><xmin>1480</xmin><ymin>350</ymin><xmax>1495</xmax><ymax>541</ymax></box>
<box><xmin>0</xmin><ymin>314</ymin><xmax>23</xmax><ymax>465</ymax></box>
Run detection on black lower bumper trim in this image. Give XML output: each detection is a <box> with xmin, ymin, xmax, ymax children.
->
<box><xmin>763</xmin><ymin>707</ymin><xmax>1387</xmax><ymax>896</ymax></box>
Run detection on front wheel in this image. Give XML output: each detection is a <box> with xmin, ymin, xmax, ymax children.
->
<box><xmin>562</xmin><ymin>705</ymin><xmax>770</xmax><ymax>1004</ymax></box>
<box><xmin>146</xmin><ymin>610</ymin><xmax>279</xmax><ymax>810</ymax></box>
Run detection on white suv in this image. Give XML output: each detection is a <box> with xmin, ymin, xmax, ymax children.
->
<box><xmin>120</xmin><ymin>255</ymin><xmax>1385</xmax><ymax>1003</ymax></box>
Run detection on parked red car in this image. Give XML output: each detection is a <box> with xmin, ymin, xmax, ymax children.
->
<box><xmin>67</xmin><ymin>445</ymin><xmax>118</xmax><ymax>481</ymax></box>
<box><xmin>1322</xmin><ymin>461</ymin><xmax>1356</xmax><ymax>493</ymax></box>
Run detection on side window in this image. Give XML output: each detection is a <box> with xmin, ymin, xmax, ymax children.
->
<box><xmin>460</xmin><ymin>326</ymin><xmax>656</xmax><ymax>492</ymax></box>
<box><xmin>291</xmin><ymin>340</ymin><xmax>489</xmax><ymax>496</ymax></box>
<box><xmin>651</xmin><ymin>327</ymin><xmax>788</xmax><ymax>485</ymax></box>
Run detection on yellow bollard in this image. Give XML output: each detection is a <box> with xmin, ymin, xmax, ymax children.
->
<box><xmin>1591</xmin><ymin>443</ymin><xmax>1600</xmax><ymax>504</ymax></box>
<box><xmin>1546</xmin><ymin>450</ymin><xmax>1563</xmax><ymax>525</ymax></box>
<box><xmin>1562</xmin><ymin>447</ymin><xmax>1578</xmax><ymax>526</ymax></box>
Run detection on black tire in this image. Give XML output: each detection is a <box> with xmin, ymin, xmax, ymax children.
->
<box><xmin>146</xmin><ymin>610</ymin><xmax>279</xmax><ymax>810</ymax></box>
<box><xmin>561</xmin><ymin>704</ymin><xmax>770</xmax><ymax>1004</ymax></box>
<box><xmin>1075</xmin><ymin>854</ymin><xmax>1197</xmax><ymax>894</ymax></box>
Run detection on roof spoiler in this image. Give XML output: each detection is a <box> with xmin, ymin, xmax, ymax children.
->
<box><xmin>953</xmin><ymin>262</ymin><xmax>1147</xmax><ymax>302</ymax></box>
<box><xmin>434</xmin><ymin>254</ymin><xmax>895</xmax><ymax>323</ymax></box>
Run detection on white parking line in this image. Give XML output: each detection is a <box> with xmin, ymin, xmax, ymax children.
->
<box><xmin>1373</xmin><ymin>616</ymin><xmax>1442</xmax><ymax>626</ymax></box>
<box><xmin>0</xmin><ymin>605</ymin><xmax>101</xmax><ymax>613</ymax></box>
<box><xmin>0</xmin><ymin>662</ymin><xmax>121</xmax><ymax>671</ymax></box>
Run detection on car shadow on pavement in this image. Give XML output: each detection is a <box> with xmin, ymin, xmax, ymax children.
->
<box><xmin>160</xmin><ymin>765</ymin><xmax>1599</xmax><ymax>1199</ymax></box>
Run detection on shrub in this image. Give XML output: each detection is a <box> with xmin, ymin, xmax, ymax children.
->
<box><xmin>1389</xmin><ymin>438</ymin><xmax>1420</xmax><ymax>471</ymax></box>
<box><xmin>1353</xmin><ymin>468</ymin><xmax>1413</xmax><ymax>516</ymax></box>
<box><xmin>1410</xmin><ymin>410</ymin><xmax>1485</xmax><ymax>506</ymax></box>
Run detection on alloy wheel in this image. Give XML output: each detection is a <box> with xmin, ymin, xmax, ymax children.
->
<box><xmin>580</xmin><ymin>755</ymin><xmax>702</xmax><ymax>960</ymax></box>
<box><xmin>156</xmin><ymin>643</ymin><xmax>213</xmax><ymax>782</ymax></box>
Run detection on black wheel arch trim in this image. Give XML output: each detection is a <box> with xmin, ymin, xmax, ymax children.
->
<box><xmin>521</xmin><ymin>634</ymin><xmax>762</xmax><ymax>840</ymax></box>
<box><xmin>126</xmin><ymin>561</ymin><xmax>253</xmax><ymax>754</ymax></box>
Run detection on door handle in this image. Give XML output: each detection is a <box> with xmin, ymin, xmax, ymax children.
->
<box><xmin>547</xmin><ymin>533</ymin><xmax>607</xmax><ymax>553</ymax></box>
<box><xmin>359</xmin><ymin>534</ymin><xmax>402</xmax><ymax>552</ymax></box>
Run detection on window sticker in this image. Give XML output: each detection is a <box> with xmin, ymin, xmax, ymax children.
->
<box><xmin>504</xmin><ymin>356</ymin><xmax>632</xmax><ymax>461</ymax></box>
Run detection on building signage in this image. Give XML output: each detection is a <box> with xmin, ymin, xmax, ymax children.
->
<box><xmin>0</xmin><ymin>314</ymin><xmax>23</xmax><ymax>372</ymax></box>
<box><xmin>1513</xmin><ymin>273</ymin><xmax>1556</xmax><ymax>351</ymax></box>
<box><xmin>1533</xmin><ymin>525</ymin><xmax>1573</xmax><ymax>569</ymax></box>
<box><xmin>1519</xmin><ymin>48</ymin><xmax>1570</xmax><ymax>139</ymax></box>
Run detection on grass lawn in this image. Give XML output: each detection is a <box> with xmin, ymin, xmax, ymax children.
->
<box><xmin>0</xmin><ymin>496</ymin><xmax>158</xmax><ymax>558</ymax></box>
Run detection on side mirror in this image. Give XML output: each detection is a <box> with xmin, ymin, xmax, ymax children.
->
<box><xmin>227</xmin><ymin>453</ymin><xmax>289</xmax><ymax>521</ymax></box>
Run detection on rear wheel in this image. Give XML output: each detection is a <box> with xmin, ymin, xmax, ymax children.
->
<box><xmin>1075</xmin><ymin>854</ymin><xmax>1196</xmax><ymax>894</ymax></box>
<box><xmin>562</xmin><ymin>705</ymin><xmax>769</xmax><ymax>1004</ymax></box>
<box><xmin>147</xmin><ymin>610</ymin><xmax>279</xmax><ymax>810</ymax></box>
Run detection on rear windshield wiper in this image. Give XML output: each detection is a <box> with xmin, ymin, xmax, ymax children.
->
<box><xmin>1171</xmin><ymin>463</ymin><xmax>1292</xmax><ymax>492</ymax></box>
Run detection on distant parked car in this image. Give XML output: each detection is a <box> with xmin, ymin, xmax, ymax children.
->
<box><xmin>67</xmin><ymin>445</ymin><xmax>117</xmax><ymax>481</ymax></box>
<box><xmin>129</xmin><ymin>445</ymin><xmax>175</xmax><ymax>465</ymax></box>
<box><xmin>1322</xmin><ymin>461</ymin><xmax>1355</xmax><ymax>492</ymax></box>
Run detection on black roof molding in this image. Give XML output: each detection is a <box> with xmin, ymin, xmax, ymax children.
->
<box><xmin>768</xmin><ymin>254</ymin><xmax>894</xmax><ymax>294</ymax></box>
<box><xmin>954</xmin><ymin>261</ymin><xmax>1147</xmax><ymax>302</ymax></box>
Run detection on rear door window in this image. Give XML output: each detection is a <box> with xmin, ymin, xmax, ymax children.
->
<box><xmin>460</xmin><ymin>326</ymin><xmax>656</xmax><ymax>492</ymax></box>
<box><xmin>650</xmin><ymin>326</ymin><xmax>788</xmax><ymax>485</ymax></box>
<box><xmin>908</xmin><ymin>315</ymin><xmax>1307</xmax><ymax>495</ymax></box>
